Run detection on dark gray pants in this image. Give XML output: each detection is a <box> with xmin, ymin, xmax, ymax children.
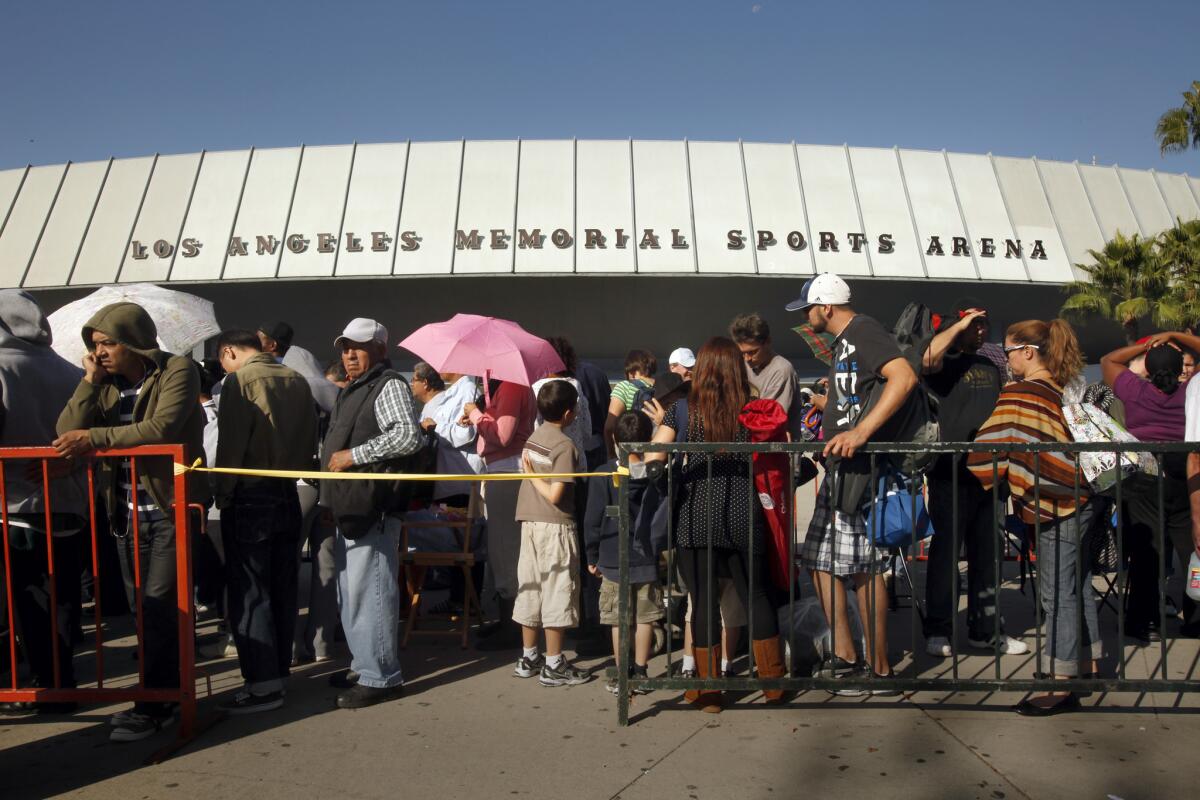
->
<box><xmin>6</xmin><ymin>528</ymin><xmax>82</xmax><ymax>689</ymax></box>
<box><xmin>294</xmin><ymin>484</ymin><xmax>339</xmax><ymax>661</ymax></box>
<box><xmin>924</xmin><ymin>476</ymin><xmax>1002</xmax><ymax>641</ymax></box>
<box><xmin>221</xmin><ymin>483</ymin><xmax>302</xmax><ymax>695</ymax></box>
<box><xmin>483</xmin><ymin>479</ymin><xmax>521</xmax><ymax>605</ymax></box>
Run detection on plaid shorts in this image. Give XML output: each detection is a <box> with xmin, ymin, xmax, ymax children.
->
<box><xmin>800</xmin><ymin>474</ymin><xmax>890</xmax><ymax>576</ymax></box>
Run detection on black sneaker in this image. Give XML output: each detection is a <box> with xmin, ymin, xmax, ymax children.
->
<box><xmin>815</xmin><ymin>655</ymin><xmax>860</xmax><ymax>678</ymax></box>
<box><xmin>336</xmin><ymin>682</ymin><xmax>404</xmax><ymax>709</ymax></box>
<box><xmin>630</xmin><ymin>664</ymin><xmax>651</xmax><ymax>695</ymax></box>
<box><xmin>606</xmin><ymin>665</ymin><xmax>651</xmax><ymax>695</ymax></box>
<box><xmin>868</xmin><ymin>671</ymin><xmax>902</xmax><ymax>697</ymax></box>
<box><xmin>539</xmin><ymin>658</ymin><xmax>592</xmax><ymax>687</ymax></box>
<box><xmin>219</xmin><ymin>690</ymin><xmax>284</xmax><ymax>716</ymax></box>
<box><xmin>513</xmin><ymin>653</ymin><xmax>545</xmax><ymax>678</ymax></box>
<box><xmin>827</xmin><ymin>664</ymin><xmax>869</xmax><ymax>697</ymax></box>
<box><xmin>668</xmin><ymin>661</ymin><xmax>697</xmax><ymax>679</ymax></box>
<box><xmin>1123</xmin><ymin>621</ymin><xmax>1162</xmax><ymax>646</ymax></box>
<box><xmin>328</xmin><ymin>669</ymin><xmax>359</xmax><ymax>689</ymax></box>
<box><xmin>110</xmin><ymin>711</ymin><xmax>175</xmax><ymax>743</ymax></box>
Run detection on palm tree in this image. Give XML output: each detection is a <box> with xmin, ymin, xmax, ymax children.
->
<box><xmin>1157</xmin><ymin>218</ymin><xmax>1200</xmax><ymax>328</ymax></box>
<box><xmin>1061</xmin><ymin>232</ymin><xmax>1171</xmax><ymax>342</ymax></box>
<box><xmin>1156</xmin><ymin>80</ymin><xmax>1200</xmax><ymax>156</ymax></box>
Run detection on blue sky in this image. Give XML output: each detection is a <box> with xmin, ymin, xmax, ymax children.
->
<box><xmin>1</xmin><ymin>0</ymin><xmax>1197</xmax><ymax>173</ymax></box>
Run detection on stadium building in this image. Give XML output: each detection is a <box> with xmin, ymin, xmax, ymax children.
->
<box><xmin>2</xmin><ymin>140</ymin><xmax>1198</xmax><ymax>368</ymax></box>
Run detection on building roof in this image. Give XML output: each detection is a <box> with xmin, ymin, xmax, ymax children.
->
<box><xmin>2</xmin><ymin>140</ymin><xmax>1198</xmax><ymax>289</ymax></box>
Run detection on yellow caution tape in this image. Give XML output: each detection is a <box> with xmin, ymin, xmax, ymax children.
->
<box><xmin>174</xmin><ymin>459</ymin><xmax>631</xmax><ymax>487</ymax></box>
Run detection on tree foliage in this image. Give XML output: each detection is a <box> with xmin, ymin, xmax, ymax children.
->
<box><xmin>1156</xmin><ymin>80</ymin><xmax>1200</xmax><ymax>156</ymax></box>
<box><xmin>1062</xmin><ymin>220</ymin><xmax>1200</xmax><ymax>341</ymax></box>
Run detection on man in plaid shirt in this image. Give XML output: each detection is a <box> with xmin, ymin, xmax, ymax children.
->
<box><xmin>322</xmin><ymin>318</ymin><xmax>425</xmax><ymax>709</ymax></box>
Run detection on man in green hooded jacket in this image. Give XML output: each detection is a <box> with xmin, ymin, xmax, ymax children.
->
<box><xmin>53</xmin><ymin>301</ymin><xmax>205</xmax><ymax>743</ymax></box>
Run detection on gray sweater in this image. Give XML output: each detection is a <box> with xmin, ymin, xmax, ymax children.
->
<box><xmin>0</xmin><ymin>290</ymin><xmax>88</xmax><ymax>530</ymax></box>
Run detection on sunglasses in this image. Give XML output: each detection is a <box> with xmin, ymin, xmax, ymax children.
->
<box><xmin>1003</xmin><ymin>343</ymin><xmax>1040</xmax><ymax>354</ymax></box>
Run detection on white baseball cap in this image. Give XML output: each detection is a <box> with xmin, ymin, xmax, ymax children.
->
<box><xmin>668</xmin><ymin>347</ymin><xmax>696</xmax><ymax>368</ymax></box>
<box><xmin>784</xmin><ymin>273</ymin><xmax>851</xmax><ymax>312</ymax></box>
<box><xmin>334</xmin><ymin>318</ymin><xmax>389</xmax><ymax>347</ymax></box>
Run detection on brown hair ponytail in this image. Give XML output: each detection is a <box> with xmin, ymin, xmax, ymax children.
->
<box><xmin>1007</xmin><ymin>318</ymin><xmax>1084</xmax><ymax>386</ymax></box>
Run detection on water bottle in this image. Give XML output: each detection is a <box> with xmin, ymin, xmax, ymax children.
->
<box><xmin>1188</xmin><ymin>552</ymin><xmax>1200</xmax><ymax>603</ymax></box>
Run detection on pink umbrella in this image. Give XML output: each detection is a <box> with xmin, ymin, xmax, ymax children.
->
<box><xmin>398</xmin><ymin>314</ymin><xmax>564</xmax><ymax>391</ymax></box>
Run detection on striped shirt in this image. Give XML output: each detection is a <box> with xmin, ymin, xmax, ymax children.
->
<box><xmin>114</xmin><ymin>373</ymin><xmax>166</xmax><ymax>523</ymax></box>
<box><xmin>967</xmin><ymin>378</ymin><xmax>1088</xmax><ymax>523</ymax></box>
<box><xmin>611</xmin><ymin>379</ymin><xmax>652</xmax><ymax>412</ymax></box>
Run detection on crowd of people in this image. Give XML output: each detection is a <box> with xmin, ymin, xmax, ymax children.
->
<box><xmin>2</xmin><ymin>270</ymin><xmax>1200</xmax><ymax>741</ymax></box>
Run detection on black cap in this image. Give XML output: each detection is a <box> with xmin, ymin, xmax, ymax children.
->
<box><xmin>257</xmin><ymin>321</ymin><xmax>294</xmax><ymax>349</ymax></box>
<box><xmin>654</xmin><ymin>373</ymin><xmax>690</xmax><ymax>405</ymax></box>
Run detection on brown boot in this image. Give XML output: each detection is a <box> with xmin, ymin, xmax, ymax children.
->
<box><xmin>684</xmin><ymin>645</ymin><xmax>723</xmax><ymax>713</ymax></box>
<box><xmin>753</xmin><ymin>637</ymin><xmax>787</xmax><ymax>704</ymax></box>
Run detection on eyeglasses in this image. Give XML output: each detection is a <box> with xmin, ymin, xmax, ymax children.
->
<box><xmin>1003</xmin><ymin>343</ymin><xmax>1040</xmax><ymax>354</ymax></box>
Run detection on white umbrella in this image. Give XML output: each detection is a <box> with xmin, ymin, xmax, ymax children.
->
<box><xmin>47</xmin><ymin>283</ymin><xmax>220</xmax><ymax>366</ymax></box>
<box><xmin>283</xmin><ymin>344</ymin><xmax>340</xmax><ymax>413</ymax></box>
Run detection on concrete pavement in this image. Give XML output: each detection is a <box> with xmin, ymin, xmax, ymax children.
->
<box><xmin>1</xmin><ymin>608</ymin><xmax>1196</xmax><ymax>800</ymax></box>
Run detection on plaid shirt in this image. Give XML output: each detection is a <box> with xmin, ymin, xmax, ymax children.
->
<box><xmin>792</xmin><ymin>323</ymin><xmax>835</xmax><ymax>366</ymax></box>
<box><xmin>350</xmin><ymin>376</ymin><xmax>423</xmax><ymax>465</ymax></box>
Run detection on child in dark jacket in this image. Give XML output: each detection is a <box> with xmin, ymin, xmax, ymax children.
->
<box><xmin>584</xmin><ymin>411</ymin><xmax>667</xmax><ymax>694</ymax></box>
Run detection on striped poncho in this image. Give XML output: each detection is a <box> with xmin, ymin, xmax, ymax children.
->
<box><xmin>966</xmin><ymin>378</ymin><xmax>1088</xmax><ymax>523</ymax></box>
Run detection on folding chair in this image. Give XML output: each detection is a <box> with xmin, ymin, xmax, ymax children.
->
<box><xmin>399</xmin><ymin>486</ymin><xmax>484</xmax><ymax>649</ymax></box>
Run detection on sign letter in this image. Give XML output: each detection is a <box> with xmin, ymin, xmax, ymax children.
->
<box><xmin>455</xmin><ymin>230</ymin><xmax>482</xmax><ymax>250</ymax></box>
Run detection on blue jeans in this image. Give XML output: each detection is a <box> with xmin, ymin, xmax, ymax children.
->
<box><xmin>1036</xmin><ymin>502</ymin><xmax>1102</xmax><ymax>676</ymax></box>
<box><xmin>114</xmin><ymin>513</ymin><xmax>179</xmax><ymax>716</ymax></box>
<box><xmin>335</xmin><ymin>516</ymin><xmax>403</xmax><ymax>688</ymax></box>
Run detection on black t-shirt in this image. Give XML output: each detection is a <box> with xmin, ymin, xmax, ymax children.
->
<box><xmin>825</xmin><ymin>314</ymin><xmax>914</xmax><ymax>439</ymax></box>
<box><xmin>925</xmin><ymin>350</ymin><xmax>1001</xmax><ymax>479</ymax></box>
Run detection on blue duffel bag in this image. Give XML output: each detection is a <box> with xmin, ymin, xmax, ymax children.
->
<box><xmin>862</xmin><ymin>463</ymin><xmax>932</xmax><ymax>550</ymax></box>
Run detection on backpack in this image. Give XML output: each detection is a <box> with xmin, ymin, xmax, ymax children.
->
<box><xmin>888</xmin><ymin>302</ymin><xmax>941</xmax><ymax>477</ymax></box>
<box><xmin>628</xmin><ymin>379</ymin><xmax>655</xmax><ymax>416</ymax></box>
<box><xmin>892</xmin><ymin>301</ymin><xmax>938</xmax><ymax>375</ymax></box>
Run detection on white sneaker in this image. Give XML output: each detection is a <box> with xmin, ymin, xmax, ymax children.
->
<box><xmin>967</xmin><ymin>634</ymin><xmax>1029</xmax><ymax>655</ymax></box>
<box><xmin>925</xmin><ymin>636</ymin><xmax>952</xmax><ymax>658</ymax></box>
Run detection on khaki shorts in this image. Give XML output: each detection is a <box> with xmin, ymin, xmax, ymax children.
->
<box><xmin>512</xmin><ymin>520</ymin><xmax>580</xmax><ymax>629</ymax></box>
<box><xmin>598</xmin><ymin>577</ymin><xmax>664</xmax><ymax>626</ymax></box>
<box><xmin>679</xmin><ymin>575</ymin><xmax>747</xmax><ymax>628</ymax></box>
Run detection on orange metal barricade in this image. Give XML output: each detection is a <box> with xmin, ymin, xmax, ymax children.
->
<box><xmin>0</xmin><ymin>445</ymin><xmax>196</xmax><ymax>746</ymax></box>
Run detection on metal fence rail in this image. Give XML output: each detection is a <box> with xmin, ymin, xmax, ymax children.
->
<box><xmin>0</xmin><ymin>445</ymin><xmax>197</xmax><ymax>755</ymax></box>
<box><xmin>612</xmin><ymin>440</ymin><xmax>1200</xmax><ymax>725</ymax></box>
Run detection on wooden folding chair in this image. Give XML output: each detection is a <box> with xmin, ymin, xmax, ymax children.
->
<box><xmin>399</xmin><ymin>486</ymin><xmax>484</xmax><ymax>649</ymax></box>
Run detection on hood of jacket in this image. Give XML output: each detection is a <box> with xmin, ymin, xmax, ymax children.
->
<box><xmin>81</xmin><ymin>302</ymin><xmax>171</xmax><ymax>367</ymax></box>
<box><xmin>739</xmin><ymin>398</ymin><xmax>788</xmax><ymax>442</ymax></box>
<box><xmin>0</xmin><ymin>289</ymin><xmax>53</xmax><ymax>350</ymax></box>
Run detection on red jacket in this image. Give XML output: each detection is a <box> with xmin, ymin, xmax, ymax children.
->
<box><xmin>738</xmin><ymin>398</ymin><xmax>793</xmax><ymax>590</ymax></box>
